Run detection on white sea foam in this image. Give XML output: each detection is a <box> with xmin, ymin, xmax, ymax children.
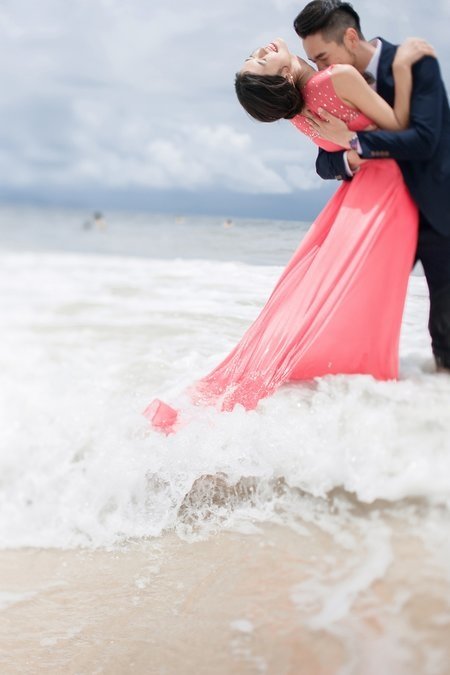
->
<box><xmin>0</xmin><ymin>210</ymin><xmax>449</xmax><ymax>549</ymax></box>
<box><xmin>0</xmin><ymin>590</ymin><xmax>38</xmax><ymax>611</ymax></box>
<box><xmin>230</xmin><ymin>619</ymin><xmax>254</xmax><ymax>634</ymax></box>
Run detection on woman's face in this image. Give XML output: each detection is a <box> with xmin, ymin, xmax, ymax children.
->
<box><xmin>240</xmin><ymin>38</ymin><xmax>292</xmax><ymax>76</ymax></box>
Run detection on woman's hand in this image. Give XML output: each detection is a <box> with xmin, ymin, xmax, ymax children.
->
<box><xmin>394</xmin><ymin>37</ymin><xmax>436</xmax><ymax>69</ymax></box>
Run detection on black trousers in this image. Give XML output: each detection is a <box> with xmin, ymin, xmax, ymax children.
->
<box><xmin>416</xmin><ymin>214</ymin><xmax>450</xmax><ymax>369</ymax></box>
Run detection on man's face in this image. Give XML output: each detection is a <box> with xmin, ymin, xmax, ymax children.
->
<box><xmin>302</xmin><ymin>32</ymin><xmax>356</xmax><ymax>70</ymax></box>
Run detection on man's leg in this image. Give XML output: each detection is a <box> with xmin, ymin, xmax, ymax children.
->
<box><xmin>417</xmin><ymin>214</ymin><xmax>450</xmax><ymax>370</ymax></box>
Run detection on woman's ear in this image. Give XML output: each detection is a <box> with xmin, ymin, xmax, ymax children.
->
<box><xmin>281</xmin><ymin>66</ymin><xmax>294</xmax><ymax>84</ymax></box>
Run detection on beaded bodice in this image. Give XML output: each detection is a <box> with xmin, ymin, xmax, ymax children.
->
<box><xmin>291</xmin><ymin>65</ymin><xmax>373</xmax><ymax>151</ymax></box>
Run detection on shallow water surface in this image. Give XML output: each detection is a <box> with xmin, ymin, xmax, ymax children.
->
<box><xmin>0</xmin><ymin>205</ymin><xmax>449</xmax><ymax>673</ymax></box>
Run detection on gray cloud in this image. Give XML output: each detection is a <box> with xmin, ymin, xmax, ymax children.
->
<box><xmin>1</xmin><ymin>0</ymin><xmax>449</xmax><ymax>214</ymax></box>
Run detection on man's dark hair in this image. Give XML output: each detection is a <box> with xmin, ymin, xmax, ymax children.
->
<box><xmin>294</xmin><ymin>0</ymin><xmax>364</xmax><ymax>42</ymax></box>
<box><xmin>235</xmin><ymin>72</ymin><xmax>305</xmax><ymax>123</ymax></box>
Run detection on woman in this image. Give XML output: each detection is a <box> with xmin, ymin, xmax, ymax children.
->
<box><xmin>145</xmin><ymin>38</ymin><xmax>433</xmax><ymax>433</ymax></box>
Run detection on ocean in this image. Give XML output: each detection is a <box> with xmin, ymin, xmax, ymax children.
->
<box><xmin>0</xmin><ymin>204</ymin><xmax>449</xmax><ymax>673</ymax></box>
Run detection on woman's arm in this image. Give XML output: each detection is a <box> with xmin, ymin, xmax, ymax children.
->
<box><xmin>331</xmin><ymin>63</ymin><xmax>411</xmax><ymax>131</ymax></box>
<box><xmin>332</xmin><ymin>38</ymin><xmax>435</xmax><ymax>131</ymax></box>
<box><xmin>307</xmin><ymin>38</ymin><xmax>436</xmax><ymax>148</ymax></box>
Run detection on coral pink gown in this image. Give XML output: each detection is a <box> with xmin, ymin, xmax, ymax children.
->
<box><xmin>145</xmin><ymin>66</ymin><xmax>418</xmax><ymax>432</ymax></box>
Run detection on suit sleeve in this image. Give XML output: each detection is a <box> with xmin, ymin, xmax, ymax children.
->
<box><xmin>357</xmin><ymin>57</ymin><xmax>444</xmax><ymax>161</ymax></box>
<box><xmin>316</xmin><ymin>148</ymin><xmax>353</xmax><ymax>181</ymax></box>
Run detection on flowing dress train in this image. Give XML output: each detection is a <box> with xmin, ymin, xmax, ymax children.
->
<box><xmin>145</xmin><ymin>66</ymin><xmax>418</xmax><ymax>432</ymax></box>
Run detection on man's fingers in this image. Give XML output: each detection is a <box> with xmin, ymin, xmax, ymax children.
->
<box><xmin>306</xmin><ymin>119</ymin><xmax>320</xmax><ymax>130</ymax></box>
<box><xmin>304</xmin><ymin>108</ymin><xmax>320</xmax><ymax>121</ymax></box>
<box><xmin>317</xmin><ymin>107</ymin><xmax>331</xmax><ymax>122</ymax></box>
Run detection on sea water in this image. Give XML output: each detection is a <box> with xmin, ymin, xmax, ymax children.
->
<box><xmin>0</xmin><ymin>205</ymin><xmax>449</xmax><ymax>551</ymax></box>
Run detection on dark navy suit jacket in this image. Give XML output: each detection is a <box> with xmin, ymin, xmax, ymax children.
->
<box><xmin>316</xmin><ymin>38</ymin><xmax>450</xmax><ymax>237</ymax></box>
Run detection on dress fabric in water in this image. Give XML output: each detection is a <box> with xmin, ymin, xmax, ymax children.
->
<box><xmin>144</xmin><ymin>67</ymin><xmax>418</xmax><ymax>433</ymax></box>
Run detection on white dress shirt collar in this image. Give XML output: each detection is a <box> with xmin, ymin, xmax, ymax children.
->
<box><xmin>365</xmin><ymin>38</ymin><xmax>382</xmax><ymax>86</ymax></box>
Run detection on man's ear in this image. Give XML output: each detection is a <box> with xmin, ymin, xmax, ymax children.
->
<box><xmin>343</xmin><ymin>27</ymin><xmax>360</xmax><ymax>52</ymax></box>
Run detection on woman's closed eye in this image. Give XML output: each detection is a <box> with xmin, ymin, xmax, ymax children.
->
<box><xmin>245</xmin><ymin>55</ymin><xmax>267</xmax><ymax>65</ymax></box>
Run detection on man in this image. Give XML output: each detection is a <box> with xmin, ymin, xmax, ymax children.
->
<box><xmin>293</xmin><ymin>0</ymin><xmax>450</xmax><ymax>371</ymax></box>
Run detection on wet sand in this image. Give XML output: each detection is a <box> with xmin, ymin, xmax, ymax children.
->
<box><xmin>1</xmin><ymin>508</ymin><xmax>450</xmax><ymax>675</ymax></box>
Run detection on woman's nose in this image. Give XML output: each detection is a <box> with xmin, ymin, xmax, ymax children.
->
<box><xmin>254</xmin><ymin>47</ymin><xmax>267</xmax><ymax>59</ymax></box>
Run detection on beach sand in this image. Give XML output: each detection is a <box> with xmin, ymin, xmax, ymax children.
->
<box><xmin>1</xmin><ymin>502</ymin><xmax>449</xmax><ymax>675</ymax></box>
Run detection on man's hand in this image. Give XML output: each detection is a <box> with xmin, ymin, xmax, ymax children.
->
<box><xmin>346</xmin><ymin>150</ymin><xmax>367</xmax><ymax>172</ymax></box>
<box><xmin>305</xmin><ymin>108</ymin><xmax>354</xmax><ymax>148</ymax></box>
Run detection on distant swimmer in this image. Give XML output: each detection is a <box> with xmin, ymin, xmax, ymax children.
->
<box><xmin>223</xmin><ymin>218</ymin><xmax>234</xmax><ymax>228</ymax></box>
<box><xmin>93</xmin><ymin>211</ymin><xmax>107</xmax><ymax>231</ymax></box>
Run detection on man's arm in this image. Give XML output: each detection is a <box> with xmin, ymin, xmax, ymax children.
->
<box><xmin>314</xmin><ymin>57</ymin><xmax>444</xmax><ymax>164</ymax></box>
<box><xmin>315</xmin><ymin>148</ymin><xmax>352</xmax><ymax>181</ymax></box>
<box><xmin>358</xmin><ymin>57</ymin><xmax>444</xmax><ymax>160</ymax></box>
<box><xmin>316</xmin><ymin>148</ymin><xmax>366</xmax><ymax>180</ymax></box>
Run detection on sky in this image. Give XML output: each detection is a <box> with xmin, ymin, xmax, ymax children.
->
<box><xmin>1</xmin><ymin>0</ymin><xmax>449</xmax><ymax>220</ymax></box>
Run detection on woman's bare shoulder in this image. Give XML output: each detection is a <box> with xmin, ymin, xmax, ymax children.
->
<box><xmin>329</xmin><ymin>64</ymin><xmax>366</xmax><ymax>98</ymax></box>
<box><xmin>329</xmin><ymin>63</ymin><xmax>362</xmax><ymax>80</ymax></box>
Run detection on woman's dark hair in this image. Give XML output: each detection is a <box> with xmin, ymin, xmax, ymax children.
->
<box><xmin>293</xmin><ymin>0</ymin><xmax>363</xmax><ymax>42</ymax></box>
<box><xmin>235</xmin><ymin>72</ymin><xmax>304</xmax><ymax>123</ymax></box>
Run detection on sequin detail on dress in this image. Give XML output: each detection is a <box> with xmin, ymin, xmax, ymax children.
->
<box><xmin>291</xmin><ymin>66</ymin><xmax>372</xmax><ymax>150</ymax></box>
<box><xmin>144</xmin><ymin>66</ymin><xmax>418</xmax><ymax>434</ymax></box>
